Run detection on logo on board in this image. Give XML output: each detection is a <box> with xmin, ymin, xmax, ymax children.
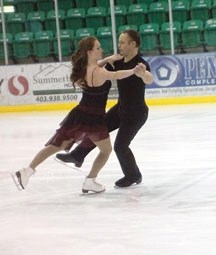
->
<box><xmin>8</xmin><ymin>76</ymin><xmax>29</xmax><ymax>96</ymax></box>
<box><xmin>148</xmin><ymin>56</ymin><xmax>182</xmax><ymax>87</ymax></box>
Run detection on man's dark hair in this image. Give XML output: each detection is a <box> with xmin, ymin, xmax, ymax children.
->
<box><xmin>122</xmin><ymin>29</ymin><xmax>141</xmax><ymax>47</ymax></box>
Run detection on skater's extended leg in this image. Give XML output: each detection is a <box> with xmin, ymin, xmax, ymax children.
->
<box><xmin>12</xmin><ymin>139</ymin><xmax>73</xmax><ymax>190</ymax></box>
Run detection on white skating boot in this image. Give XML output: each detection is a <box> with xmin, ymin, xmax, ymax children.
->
<box><xmin>82</xmin><ymin>177</ymin><xmax>105</xmax><ymax>194</ymax></box>
<box><xmin>11</xmin><ymin>167</ymin><xmax>35</xmax><ymax>191</ymax></box>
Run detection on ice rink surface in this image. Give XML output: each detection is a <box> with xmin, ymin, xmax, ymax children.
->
<box><xmin>0</xmin><ymin>103</ymin><xmax>216</xmax><ymax>255</ymax></box>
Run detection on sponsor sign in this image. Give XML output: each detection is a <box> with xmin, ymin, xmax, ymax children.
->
<box><xmin>0</xmin><ymin>63</ymin><xmax>81</xmax><ymax>105</ymax></box>
<box><xmin>146</xmin><ymin>52</ymin><xmax>216</xmax><ymax>98</ymax></box>
<box><xmin>0</xmin><ymin>52</ymin><xmax>216</xmax><ymax>106</ymax></box>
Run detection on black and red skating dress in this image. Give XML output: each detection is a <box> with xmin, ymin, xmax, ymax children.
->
<box><xmin>46</xmin><ymin>80</ymin><xmax>112</xmax><ymax>150</ymax></box>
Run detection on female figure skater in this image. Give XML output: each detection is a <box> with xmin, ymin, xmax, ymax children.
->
<box><xmin>12</xmin><ymin>36</ymin><xmax>141</xmax><ymax>193</ymax></box>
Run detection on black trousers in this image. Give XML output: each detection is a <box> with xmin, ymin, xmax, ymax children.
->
<box><xmin>71</xmin><ymin>103</ymin><xmax>148</xmax><ymax>180</ymax></box>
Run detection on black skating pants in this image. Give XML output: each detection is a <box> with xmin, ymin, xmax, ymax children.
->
<box><xmin>70</xmin><ymin>103</ymin><xmax>148</xmax><ymax>180</ymax></box>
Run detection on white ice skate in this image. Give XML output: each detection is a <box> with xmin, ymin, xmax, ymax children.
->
<box><xmin>82</xmin><ymin>177</ymin><xmax>105</xmax><ymax>194</ymax></box>
<box><xmin>11</xmin><ymin>167</ymin><xmax>35</xmax><ymax>191</ymax></box>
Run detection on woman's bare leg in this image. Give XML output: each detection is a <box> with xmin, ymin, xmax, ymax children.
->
<box><xmin>12</xmin><ymin>139</ymin><xmax>74</xmax><ymax>190</ymax></box>
<box><xmin>87</xmin><ymin>137</ymin><xmax>112</xmax><ymax>178</ymax></box>
<box><xmin>30</xmin><ymin>139</ymin><xmax>73</xmax><ymax>170</ymax></box>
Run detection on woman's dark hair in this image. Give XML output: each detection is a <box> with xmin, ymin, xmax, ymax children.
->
<box><xmin>121</xmin><ymin>29</ymin><xmax>141</xmax><ymax>48</ymax></box>
<box><xmin>71</xmin><ymin>36</ymin><xmax>97</xmax><ymax>88</ymax></box>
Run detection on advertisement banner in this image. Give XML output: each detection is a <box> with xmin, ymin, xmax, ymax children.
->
<box><xmin>0</xmin><ymin>62</ymin><xmax>82</xmax><ymax>106</ymax></box>
<box><xmin>0</xmin><ymin>52</ymin><xmax>216</xmax><ymax>106</ymax></box>
<box><xmin>146</xmin><ymin>52</ymin><xmax>216</xmax><ymax>98</ymax></box>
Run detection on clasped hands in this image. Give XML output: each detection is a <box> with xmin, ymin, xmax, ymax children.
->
<box><xmin>105</xmin><ymin>54</ymin><xmax>147</xmax><ymax>78</ymax></box>
<box><xmin>134</xmin><ymin>63</ymin><xmax>147</xmax><ymax>78</ymax></box>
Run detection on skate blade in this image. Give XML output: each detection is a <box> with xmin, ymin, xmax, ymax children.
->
<box><xmin>81</xmin><ymin>188</ymin><xmax>105</xmax><ymax>195</ymax></box>
<box><xmin>11</xmin><ymin>173</ymin><xmax>23</xmax><ymax>191</ymax></box>
<box><xmin>54</xmin><ymin>157</ymin><xmax>83</xmax><ymax>172</ymax></box>
<box><xmin>114</xmin><ymin>182</ymin><xmax>143</xmax><ymax>189</ymax></box>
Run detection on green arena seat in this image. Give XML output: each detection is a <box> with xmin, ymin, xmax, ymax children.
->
<box><xmin>181</xmin><ymin>19</ymin><xmax>204</xmax><ymax>52</ymax></box>
<box><xmin>0</xmin><ymin>33</ymin><xmax>13</xmax><ymax>60</ymax></box>
<box><xmin>36</xmin><ymin>0</ymin><xmax>54</xmax><ymax>12</ymax></box>
<box><xmin>95</xmin><ymin>0</ymin><xmax>110</xmax><ymax>9</ymax></box>
<box><xmin>139</xmin><ymin>23</ymin><xmax>159</xmax><ymax>54</ymax></box>
<box><xmin>74</xmin><ymin>27</ymin><xmax>95</xmax><ymax>50</ymax></box>
<box><xmin>85</xmin><ymin>7</ymin><xmax>106</xmax><ymax>30</ymax></box>
<box><xmin>65</xmin><ymin>8</ymin><xmax>86</xmax><ymax>31</ymax></box>
<box><xmin>97</xmin><ymin>26</ymin><xmax>113</xmax><ymax>54</ymax></box>
<box><xmin>53</xmin><ymin>29</ymin><xmax>74</xmax><ymax>57</ymax></box>
<box><xmin>13</xmin><ymin>32</ymin><xmax>33</xmax><ymax>59</ymax></box>
<box><xmin>148</xmin><ymin>2</ymin><xmax>168</xmax><ymax>28</ymax></box>
<box><xmin>26</xmin><ymin>11</ymin><xmax>45</xmax><ymax>33</ymax></box>
<box><xmin>159</xmin><ymin>21</ymin><xmax>182</xmax><ymax>53</ymax></box>
<box><xmin>33</xmin><ymin>30</ymin><xmax>53</xmax><ymax>58</ymax></box>
<box><xmin>75</xmin><ymin>0</ymin><xmax>94</xmax><ymax>11</ymax></box>
<box><xmin>172</xmin><ymin>0</ymin><xmax>190</xmax><ymax>24</ymax></box>
<box><xmin>44</xmin><ymin>9</ymin><xmax>65</xmax><ymax>34</ymax></box>
<box><xmin>58</xmin><ymin>0</ymin><xmax>75</xmax><ymax>11</ymax></box>
<box><xmin>190</xmin><ymin>0</ymin><xmax>212</xmax><ymax>23</ymax></box>
<box><xmin>16</xmin><ymin>0</ymin><xmax>36</xmax><ymax>15</ymax></box>
<box><xmin>126</xmin><ymin>4</ymin><xmax>148</xmax><ymax>27</ymax></box>
<box><xmin>106</xmin><ymin>5</ymin><xmax>127</xmax><ymax>28</ymax></box>
<box><xmin>204</xmin><ymin>18</ymin><xmax>216</xmax><ymax>50</ymax></box>
<box><xmin>6</xmin><ymin>12</ymin><xmax>25</xmax><ymax>36</ymax></box>
<box><xmin>115</xmin><ymin>0</ymin><xmax>134</xmax><ymax>7</ymax></box>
